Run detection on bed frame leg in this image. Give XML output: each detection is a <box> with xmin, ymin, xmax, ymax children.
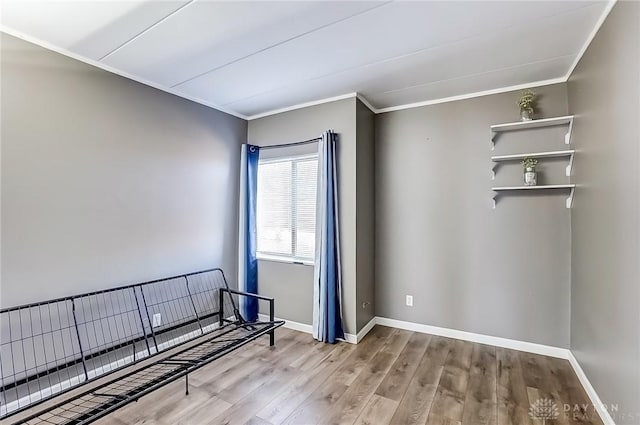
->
<box><xmin>185</xmin><ymin>374</ymin><xmax>189</xmax><ymax>396</ymax></box>
<box><xmin>269</xmin><ymin>299</ymin><xmax>275</xmax><ymax>346</ymax></box>
<box><xmin>219</xmin><ymin>288</ymin><xmax>224</xmax><ymax>328</ymax></box>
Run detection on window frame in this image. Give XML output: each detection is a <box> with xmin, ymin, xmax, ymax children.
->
<box><xmin>256</xmin><ymin>153</ymin><xmax>318</xmax><ymax>266</ymax></box>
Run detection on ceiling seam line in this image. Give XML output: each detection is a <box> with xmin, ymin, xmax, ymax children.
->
<box><xmin>98</xmin><ymin>0</ymin><xmax>196</xmax><ymax>62</ymax></box>
<box><xmin>221</xmin><ymin>49</ymin><xmax>574</xmax><ymax>110</ymax></box>
<box><xmin>371</xmin><ymin>77</ymin><xmax>567</xmax><ymax>115</ymax></box>
<box><xmin>220</xmin><ymin>4</ymin><xmax>601</xmax><ymax>108</ymax></box>
<box><xmin>169</xmin><ymin>0</ymin><xmax>393</xmax><ymax>88</ymax></box>
<box><xmin>352</xmin><ymin>3</ymin><xmax>603</xmax><ymax>80</ymax></box>
<box><xmin>375</xmin><ymin>53</ymin><xmax>576</xmax><ymax>96</ymax></box>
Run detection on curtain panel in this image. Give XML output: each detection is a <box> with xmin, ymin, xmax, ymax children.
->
<box><xmin>312</xmin><ymin>130</ymin><xmax>344</xmax><ymax>343</ymax></box>
<box><xmin>238</xmin><ymin>144</ymin><xmax>259</xmax><ymax>321</ymax></box>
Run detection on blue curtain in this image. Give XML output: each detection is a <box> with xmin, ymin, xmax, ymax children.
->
<box><xmin>313</xmin><ymin>130</ymin><xmax>344</xmax><ymax>343</ymax></box>
<box><xmin>238</xmin><ymin>144</ymin><xmax>259</xmax><ymax>321</ymax></box>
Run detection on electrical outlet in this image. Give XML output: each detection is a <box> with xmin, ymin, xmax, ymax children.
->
<box><xmin>152</xmin><ymin>313</ymin><xmax>162</xmax><ymax>327</ymax></box>
<box><xmin>405</xmin><ymin>295</ymin><xmax>413</xmax><ymax>307</ymax></box>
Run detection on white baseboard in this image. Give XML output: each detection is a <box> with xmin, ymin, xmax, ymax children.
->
<box><xmin>258</xmin><ymin>313</ymin><xmax>358</xmax><ymax>344</ymax></box>
<box><xmin>341</xmin><ymin>333</ymin><xmax>357</xmax><ymax>344</ymax></box>
<box><xmin>356</xmin><ymin>317</ymin><xmax>377</xmax><ymax>343</ymax></box>
<box><xmin>375</xmin><ymin>317</ymin><xmax>569</xmax><ymax>359</ymax></box>
<box><xmin>567</xmin><ymin>352</ymin><xmax>616</xmax><ymax>425</ymax></box>
<box><xmin>259</xmin><ymin>313</ymin><xmax>312</xmax><ymax>334</ymax></box>
<box><xmin>262</xmin><ymin>313</ymin><xmax>566</xmax><ymax>357</ymax></box>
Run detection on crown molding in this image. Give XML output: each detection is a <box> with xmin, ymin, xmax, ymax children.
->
<box><xmin>564</xmin><ymin>0</ymin><xmax>617</xmax><ymax>80</ymax></box>
<box><xmin>0</xmin><ymin>26</ymin><xmax>249</xmax><ymax>120</ymax></box>
<box><xmin>245</xmin><ymin>92</ymin><xmax>358</xmax><ymax>120</ymax></box>
<box><xmin>245</xmin><ymin>76</ymin><xmax>564</xmax><ymax>119</ymax></box>
<box><xmin>373</xmin><ymin>77</ymin><xmax>566</xmax><ymax>114</ymax></box>
<box><xmin>355</xmin><ymin>93</ymin><xmax>377</xmax><ymax>114</ymax></box>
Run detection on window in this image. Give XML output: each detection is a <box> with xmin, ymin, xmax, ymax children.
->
<box><xmin>257</xmin><ymin>154</ymin><xmax>318</xmax><ymax>263</ymax></box>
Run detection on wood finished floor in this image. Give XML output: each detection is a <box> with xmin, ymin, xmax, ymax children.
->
<box><xmin>97</xmin><ymin>326</ymin><xmax>602</xmax><ymax>425</ymax></box>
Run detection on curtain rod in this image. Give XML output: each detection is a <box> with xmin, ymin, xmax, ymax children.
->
<box><xmin>257</xmin><ymin>137</ymin><xmax>321</xmax><ymax>150</ymax></box>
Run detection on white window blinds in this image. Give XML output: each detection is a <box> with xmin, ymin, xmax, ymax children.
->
<box><xmin>257</xmin><ymin>155</ymin><xmax>318</xmax><ymax>262</ymax></box>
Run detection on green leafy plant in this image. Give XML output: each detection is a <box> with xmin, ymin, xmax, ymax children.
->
<box><xmin>521</xmin><ymin>158</ymin><xmax>538</xmax><ymax>169</ymax></box>
<box><xmin>518</xmin><ymin>89</ymin><xmax>536</xmax><ymax>114</ymax></box>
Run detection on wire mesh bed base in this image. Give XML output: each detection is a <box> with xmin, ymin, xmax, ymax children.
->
<box><xmin>0</xmin><ymin>268</ymin><xmax>284</xmax><ymax>425</ymax></box>
<box><xmin>18</xmin><ymin>321</ymin><xmax>280</xmax><ymax>425</ymax></box>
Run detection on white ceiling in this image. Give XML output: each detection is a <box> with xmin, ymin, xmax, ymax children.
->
<box><xmin>1</xmin><ymin>0</ymin><xmax>610</xmax><ymax>119</ymax></box>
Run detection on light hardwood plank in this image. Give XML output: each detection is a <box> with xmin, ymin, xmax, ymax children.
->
<box><xmin>289</xmin><ymin>337</ymin><xmax>338</xmax><ymax>371</ymax></box>
<box><xmin>425</xmin><ymin>415</ymin><xmax>463</xmax><ymax>425</ymax></box>
<box><xmin>245</xmin><ymin>416</ymin><xmax>274</xmax><ymax>425</ymax></box>
<box><xmin>520</xmin><ymin>352</ymin><xmax>570</xmax><ymax>425</ymax></box>
<box><xmin>427</xmin><ymin>339</ymin><xmax>474</xmax><ymax>423</ymax></box>
<box><xmin>389</xmin><ymin>335</ymin><xmax>453</xmax><ymax>425</ymax></box>
<box><xmin>280</xmin><ymin>327</ymin><xmax>396</xmax><ymax>425</ymax></box>
<box><xmin>497</xmin><ymin>347</ymin><xmax>532</xmax><ymax>425</ymax></box>
<box><xmin>94</xmin><ymin>417</ymin><xmax>128</xmax><ymax>425</ymax></box>
<box><xmin>526</xmin><ymin>387</ymin><xmax>546</xmax><ymax>425</ymax></box>
<box><xmin>171</xmin><ymin>395</ymin><xmax>233</xmax><ymax>424</ymax></box>
<box><xmin>332</xmin><ymin>326</ymin><xmax>397</xmax><ymax>387</ymax></box>
<box><xmin>256</xmin><ymin>342</ymin><xmax>354</xmax><ymax>424</ymax></box>
<box><xmin>279</xmin><ymin>377</ymin><xmax>349</xmax><ymax>425</ymax></box>
<box><xmin>461</xmin><ymin>343</ymin><xmax>497</xmax><ymax>425</ymax></box>
<box><xmin>207</xmin><ymin>360</ymin><xmax>303</xmax><ymax>424</ymax></box>
<box><xmin>215</xmin><ymin>331</ymin><xmax>313</xmax><ymax>403</ymax></box>
<box><xmin>353</xmin><ymin>394</ymin><xmax>399</xmax><ymax>425</ymax></box>
<box><xmin>375</xmin><ymin>332</ymin><xmax>431</xmax><ymax>401</ymax></box>
<box><xmin>546</xmin><ymin>358</ymin><xmax>603</xmax><ymax>425</ymax></box>
<box><xmin>320</xmin><ymin>330</ymin><xmax>412</xmax><ymax>425</ymax></box>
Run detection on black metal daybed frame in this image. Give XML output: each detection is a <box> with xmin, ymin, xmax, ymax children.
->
<box><xmin>0</xmin><ymin>268</ymin><xmax>284</xmax><ymax>424</ymax></box>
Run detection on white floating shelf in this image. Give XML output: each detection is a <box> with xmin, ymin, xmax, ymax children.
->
<box><xmin>490</xmin><ymin>116</ymin><xmax>574</xmax><ymax>131</ymax></box>
<box><xmin>490</xmin><ymin>115</ymin><xmax>574</xmax><ymax>150</ymax></box>
<box><xmin>492</xmin><ymin>184</ymin><xmax>575</xmax><ymax>191</ymax></box>
<box><xmin>490</xmin><ymin>150</ymin><xmax>575</xmax><ymax>179</ymax></box>
<box><xmin>492</xmin><ymin>184</ymin><xmax>576</xmax><ymax>209</ymax></box>
<box><xmin>491</xmin><ymin>150</ymin><xmax>574</xmax><ymax>162</ymax></box>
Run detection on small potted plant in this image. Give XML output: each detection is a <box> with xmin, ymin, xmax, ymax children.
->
<box><xmin>521</xmin><ymin>158</ymin><xmax>538</xmax><ymax>186</ymax></box>
<box><xmin>518</xmin><ymin>89</ymin><xmax>536</xmax><ymax>121</ymax></box>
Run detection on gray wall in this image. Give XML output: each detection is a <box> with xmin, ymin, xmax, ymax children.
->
<box><xmin>355</xmin><ymin>99</ymin><xmax>376</xmax><ymax>331</ymax></box>
<box><xmin>375</xmin><ymin>84</ymin><xmax>572</xmax><ymax>348</ymax></box>
<box><xmin>248</xmin><ymin>98</ymin><xmax>359</xmax><ymax>335</ymax></box>
<box><xmin>567</xmin><ymin>1</ymin><xmax>640</xmax><ymax>422</ymax></box>
<box><xmin>1</xmin><ymin>33</ymin><xmax>247</xmax><ymax>307</ymax></box>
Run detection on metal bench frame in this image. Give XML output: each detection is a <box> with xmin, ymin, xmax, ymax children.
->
<box><xmin>0</xmin><ymin>269</ymin><xmax>284</xmax><ymax>424</ymax></box>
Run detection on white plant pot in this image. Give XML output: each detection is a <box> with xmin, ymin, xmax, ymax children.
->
<box><xmin>524</xmin><ymin>167</ymin><xmax>537</xmax><ymax>186</ymax></box>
